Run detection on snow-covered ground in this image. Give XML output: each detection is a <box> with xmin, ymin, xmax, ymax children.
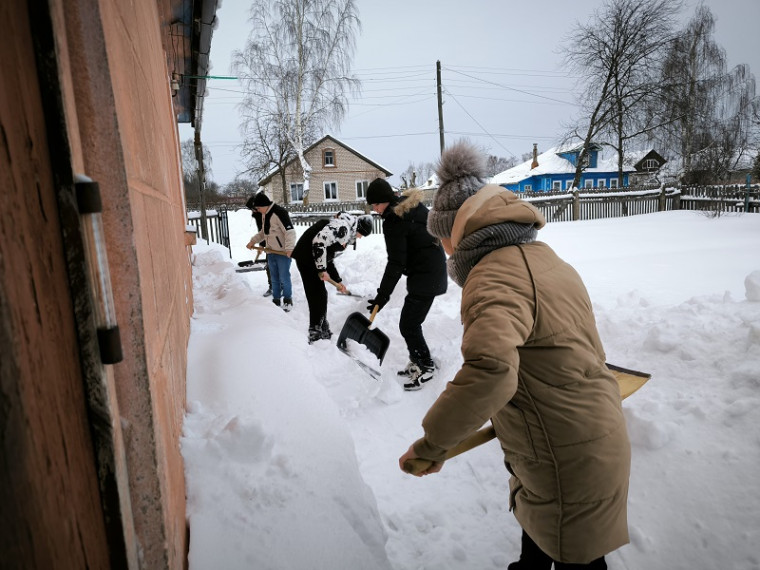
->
<box><xmin>182</xmin><ymin>208</ymin><xmax>760</xmax><ymax>570</ymax></box>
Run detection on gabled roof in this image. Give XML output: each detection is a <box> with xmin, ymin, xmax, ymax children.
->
<box><xmin>259</xmin><ymin>134</ymin><xmax>392</xmax><ymax>185</ymax></box>
<box><xmin>624</xmin><ymin>149</ymin><xmax>666</xmax><ymax>170</ymax></box>
<box><xmin>490</xmin><ymin>144</ymin><xmax>633</xmax><ymax>185</ymax></box>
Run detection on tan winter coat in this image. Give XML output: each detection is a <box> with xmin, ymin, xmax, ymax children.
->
<box><xmin>246</xmin><ymin>203</ymin><xmax>296</xmax><ymax>254</ymax></box>
<box><xmin>413</xmin><ymin>186</ymin><xmax>630</xmax><ymax>563</ymax></box>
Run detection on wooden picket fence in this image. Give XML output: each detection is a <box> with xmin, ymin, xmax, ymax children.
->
<box><xmin>187</xmin><ymin>184</ymin><xmax>759</xmax><ymax>251</ymax></box>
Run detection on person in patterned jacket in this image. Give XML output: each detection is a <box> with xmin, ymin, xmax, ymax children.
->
<box><xmin>291</xmin><ymin>212</ymin><xmax>374</xmax><ymax>343</ymax></box>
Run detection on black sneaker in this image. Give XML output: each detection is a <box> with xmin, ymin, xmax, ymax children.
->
<box><xmin>263</xmin><ymin>287</ymin><xmax>272</xmax><ymax>297</ymax></box>
<box><xmin>397</xmin><ymin>361</ymin><xmax>415</xmax><ymax>377</ymax></box>
<box><xmin>283</xmin><ymin>298</ymin><xmax>293</xmax><ymax>312</ymax></box>
<box><xmin>272</xmin><ymin>298</ymin><xmax>281</xmax><ymax>307</ymax></box>
<box><xmin>320</xmin><ymin>319</ymin><xmax>332</xmax><ymax>339</ymax></box>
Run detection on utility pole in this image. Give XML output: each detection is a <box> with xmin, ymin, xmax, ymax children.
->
<box><xmin>436</xmin><ymin>60</ymin><xmax>445</xmax><ymax>154</ymax></box>
<box><xmin>194</xmin><ymin>129</ymin><xmax>209</xmax><ymax>241</ymax></box>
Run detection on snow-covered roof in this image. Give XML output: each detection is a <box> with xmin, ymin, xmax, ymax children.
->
<box><xmin>417</xmin><ymin>173</ymin><xmax>439</xmax><ymax>190</ymax></box>
<box><xmin>490</xmin><ymin>145</ymin><xmax>634</xmax><ymax>185</ymax></box>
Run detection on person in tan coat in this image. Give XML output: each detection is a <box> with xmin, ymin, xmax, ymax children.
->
<box><xmin>398</xmin><ymin>140</ymin><xmax>630</xmax><ymax>569</ymax></box>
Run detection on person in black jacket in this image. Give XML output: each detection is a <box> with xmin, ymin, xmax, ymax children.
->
<box><xmin>292</xmin><ymin>212</ymin><xmax>374</xmax><ymax>344</ymax></box>
<box><xmin>365</xmin><ymin>178</ymin><xmax>448</xmax><ymax>390</ymax></box>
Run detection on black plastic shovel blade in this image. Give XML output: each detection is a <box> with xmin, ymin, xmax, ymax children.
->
<box><xmin>336</xmin><ymin>312</ymin><xmax>390</xmax><ymax>365</ymax></box>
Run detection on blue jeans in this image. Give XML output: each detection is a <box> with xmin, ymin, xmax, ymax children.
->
<box><xmin>267</xmin><ymin>254</ymin><xmax>293</xmax><ymax>300</ymax></box>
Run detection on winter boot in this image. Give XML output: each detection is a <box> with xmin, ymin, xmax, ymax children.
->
<box><xmin>320</xmin><ymin>319</ymin><xmax>332</xmax><ymax>340</ymax></box>
<box><xmin>272</xmin><ymin>298</ymin><xmax>281</xmax><ymax>307</ymax></box>
<box><xmin>308</xmin><ymin>326</ymin><xmax>322</xmax><ymax>344</ymax></box>
<box><xmin>403</xmin><ymin>363</ymin><xmax>434</xmax><ymax>391</ymax></box>
<box><xmin>507</xmin><ymin>531</ymin><xmax>554</xmax><ymax>570</ymax></box>
<box><xmin>283</xmin><ymin>298</ymin><xmax>293</xmax><ymax>312</ymax></box>
<box><xmin>263</xmin><ymin>287</ymin><xmax>272</xmax><ymax>297</ymax></box>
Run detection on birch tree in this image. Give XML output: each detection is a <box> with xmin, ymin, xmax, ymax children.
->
<box><xmin>654</xmin><ymin>5</ymin><xmax>758</xmax><ymax>183</ymax></box>
<box><xmin>562</xmin><ymin>0</ymin><xmax>681</xmax><ymax>188</ymax></box>
<box><xmin>233</xmin><ymin>0</ymin><xmax>361</xmax><ymax>205</ymax></box>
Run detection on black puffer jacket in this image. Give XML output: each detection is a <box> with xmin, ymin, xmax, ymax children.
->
<box><xmin>377</xmin><ymin>189</ymin><xmax>448</xmax><ymax>299</ymax></box>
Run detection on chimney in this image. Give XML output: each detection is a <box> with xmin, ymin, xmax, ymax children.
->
<box><xmin>530</xmin><ymin>143</ymin><xmax>539</xmax><ymax>169</ymax></box>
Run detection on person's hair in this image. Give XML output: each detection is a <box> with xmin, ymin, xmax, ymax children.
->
<box><xmin>356</xmin><ymin>215</ymin><xmax>373</xmax><ymax>236</ymax></box>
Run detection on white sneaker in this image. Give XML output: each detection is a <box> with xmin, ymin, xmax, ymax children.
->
<box><xmin>403</xmin><ymin>364</ymin><xmax>433</xmax><ymax>391</ymax></box>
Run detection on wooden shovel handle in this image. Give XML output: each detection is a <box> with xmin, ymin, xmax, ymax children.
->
<box><xmin>323</xmin><ymin>275</ymin><xmax>347</xmax><ymax>293</ymax></box>
<box><xmin>403</xmin><ymin>426</ymin><xmax>496</xmax><ymax>475</ymax></box>
<box><xmin>402</xmin><ymin>364</ymin><xmax>651</xmax><ymax>475</ymax></box>
<box><xmin>252</xmin><ymin>245</ymin><xmax>283</xmax><ymax>255</ymax></box>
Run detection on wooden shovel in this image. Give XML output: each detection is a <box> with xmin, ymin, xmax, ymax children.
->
<box><xmin>402</xmin><ymin>364</ymin><xmax>651</xmax><ymax>475</ymax></box>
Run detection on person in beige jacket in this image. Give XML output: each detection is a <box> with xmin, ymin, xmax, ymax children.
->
<box><xmin>246</xmin><ymin>192</ymin><xmax>297</xmax><ymax>310</ymax></box>
<box><xmin>398</xmin><ymin>141</ymin><xmax>630</xmax><ymax>569</ymax></box>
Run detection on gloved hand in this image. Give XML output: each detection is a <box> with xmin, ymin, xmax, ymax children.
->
<box><xmin>367</xmin><ymin>293</ymin><xmax>389</xmax><ymax>314</ymax></box>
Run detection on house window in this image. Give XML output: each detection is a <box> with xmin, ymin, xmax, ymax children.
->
<box><xmin>324</xmin><ymin>181</ymin><xmax>338</xmax><ymax>201</ymax></box>
<box><xmin>552</xmin><ymin>180</ymin><xmax>562</xmax><ymax>190</ymax></box>
<box><xmin>610</xmin><ymin>178</ymin><xmax>619</xmax><ymax>188</ymax></box>
<box><xmin>290</xmin><ymin>183</ymin><xmax>304</xmax><ymax>202</ymax></box>
<box><xmin>323</xmin><ymin>148</ymin><xmax>335</xmax><ymax>168</ymax></box>
<box><xmin>524</xmin><ymin>184</ymin><xmax>532</xmax><ymax>191</ymax></box>
<box><xmin>565</xmin><ymin>180</ymin><xmax>573</xmax><ymax>190</ymax></box>
<box><xmin>597</xmin><ymin>179</ymin><xmax>606</xmax><ymax>188</ymax></box>
<box><xmin>356</xmin><ymin>180</ymin><xmax>369</xmax><ymax>199</ymax></box>
<box><xmin>584</xmin><ymin>179</ymin><xmax>594</xmax><ymax>188</ymax></box>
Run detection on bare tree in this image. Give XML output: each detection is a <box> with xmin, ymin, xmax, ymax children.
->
<box><xmin>223</xmin><ymin>177</ymin><xmax>258</xmax><ymax>198</ymax></box>
<box><xmin>485</xmin><ymin>155</ymin><xmax>517</xmax><ymax>177</ymax></box>
<box><xmin>233</xmin><ymin>0</ymin><xmax>361</xmax><ymax>205</ymax></box>
<box><xmin>399</xmin><ymin>162</ymin><xmax>436</xmax><ymax>188</ymax></box>
<box><xmin>563</xmin><ymin>0</ymin><xmax>681</xmax><ymax>188</ymax></box>
<box><xmin>180</xmin><ymin>139</ymin><xmax>213</xmax><ymax>202</ymax></box>
<box><xmin>654</xmin><ymin>5</ymin><xmax>759</xmax><ymax>183</ymax></box>
<box><xmin>237</xmin><ymin>107</ymin><xmax>299</xmax><ymax>204</ymax></box>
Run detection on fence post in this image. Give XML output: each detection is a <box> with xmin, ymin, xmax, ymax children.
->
<box><xmin>746</xmin><ymin>175</ymin><xmax>751</xmax><ymax>212</ymax></box>
<box><xmin>572</xmin><ymin>190</ymin><xmax>580</xmax><ymax>221</ymax></box>
<box><xmin>658</xmin><ymin>183</ymin><xmax>666</xmax><ymax>211</ymax></box>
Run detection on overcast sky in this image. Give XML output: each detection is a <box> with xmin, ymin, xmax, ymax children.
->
<box><xmin>179</xmin><ymin>0</ymin><xmax>760</xmax><ymax>188</ymax></box>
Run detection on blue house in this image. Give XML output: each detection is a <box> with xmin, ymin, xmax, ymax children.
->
<box><xmin>491</xmin><ymin>143</ymin><xmax>635</xmax><ymax>192</ymax></box>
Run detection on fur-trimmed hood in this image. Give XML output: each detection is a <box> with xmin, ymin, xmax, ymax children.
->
<box><xmin>391</xmin><ymin>187</ymin><xmax>424</xmax><ymax>218</ymax></box>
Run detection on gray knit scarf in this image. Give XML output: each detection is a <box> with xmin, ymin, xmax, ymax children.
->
<box><xmin>448</xmin><ymin>222</ymin><xmax>538</xmax><ymax>287</ymax></box>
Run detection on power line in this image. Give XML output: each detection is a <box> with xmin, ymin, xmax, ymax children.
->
<box><xmin>443</xmin><ymin>87</ymin><xmax>516</xmax><ymax>158</ymax></box>
<box><xmin>445</xmin><ymin>66</ymin><xmax>573</xmax><ymax>105</ymax></box>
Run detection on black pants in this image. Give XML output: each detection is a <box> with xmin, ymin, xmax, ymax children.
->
<box><xmin>398</xmin><ymin>294</ymin><xmax>435</xmax><ymax>367</ymax></box>
<box><xmin>512</xmin><ymin>531</ymin><xmax>607</xmax><ymax>570</ymax></box>
<box><xmin>295</xmin><ymin>257</ymin><xmax>327</xmax><ymax>329</ymax></box>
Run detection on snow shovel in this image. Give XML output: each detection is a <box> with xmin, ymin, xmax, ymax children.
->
<box><xmin>336</xmin><ymin>306</ymin><xmax>390</xmax><ymax>365</ymax></box>
<box><xmin>402</xmin><ymin>363</ymin><xmax>651</xmax><ymax>475</ymax></box>
<box><xmin>236</xmin><ymin>249</ymin><xmax>267</xmax><ymax>273</ymax></box>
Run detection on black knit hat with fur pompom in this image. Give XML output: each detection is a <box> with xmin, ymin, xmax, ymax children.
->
<box><xmin>427</xmin><ymin>140</ymin><xmax>487</xmax><ymax>239</ymax></box>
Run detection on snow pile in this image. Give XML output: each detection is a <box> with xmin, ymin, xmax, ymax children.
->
<box><xmin>183</xmin><ymin>209</ymin><xmax>760</xmax><ymax>570</ymax></box>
